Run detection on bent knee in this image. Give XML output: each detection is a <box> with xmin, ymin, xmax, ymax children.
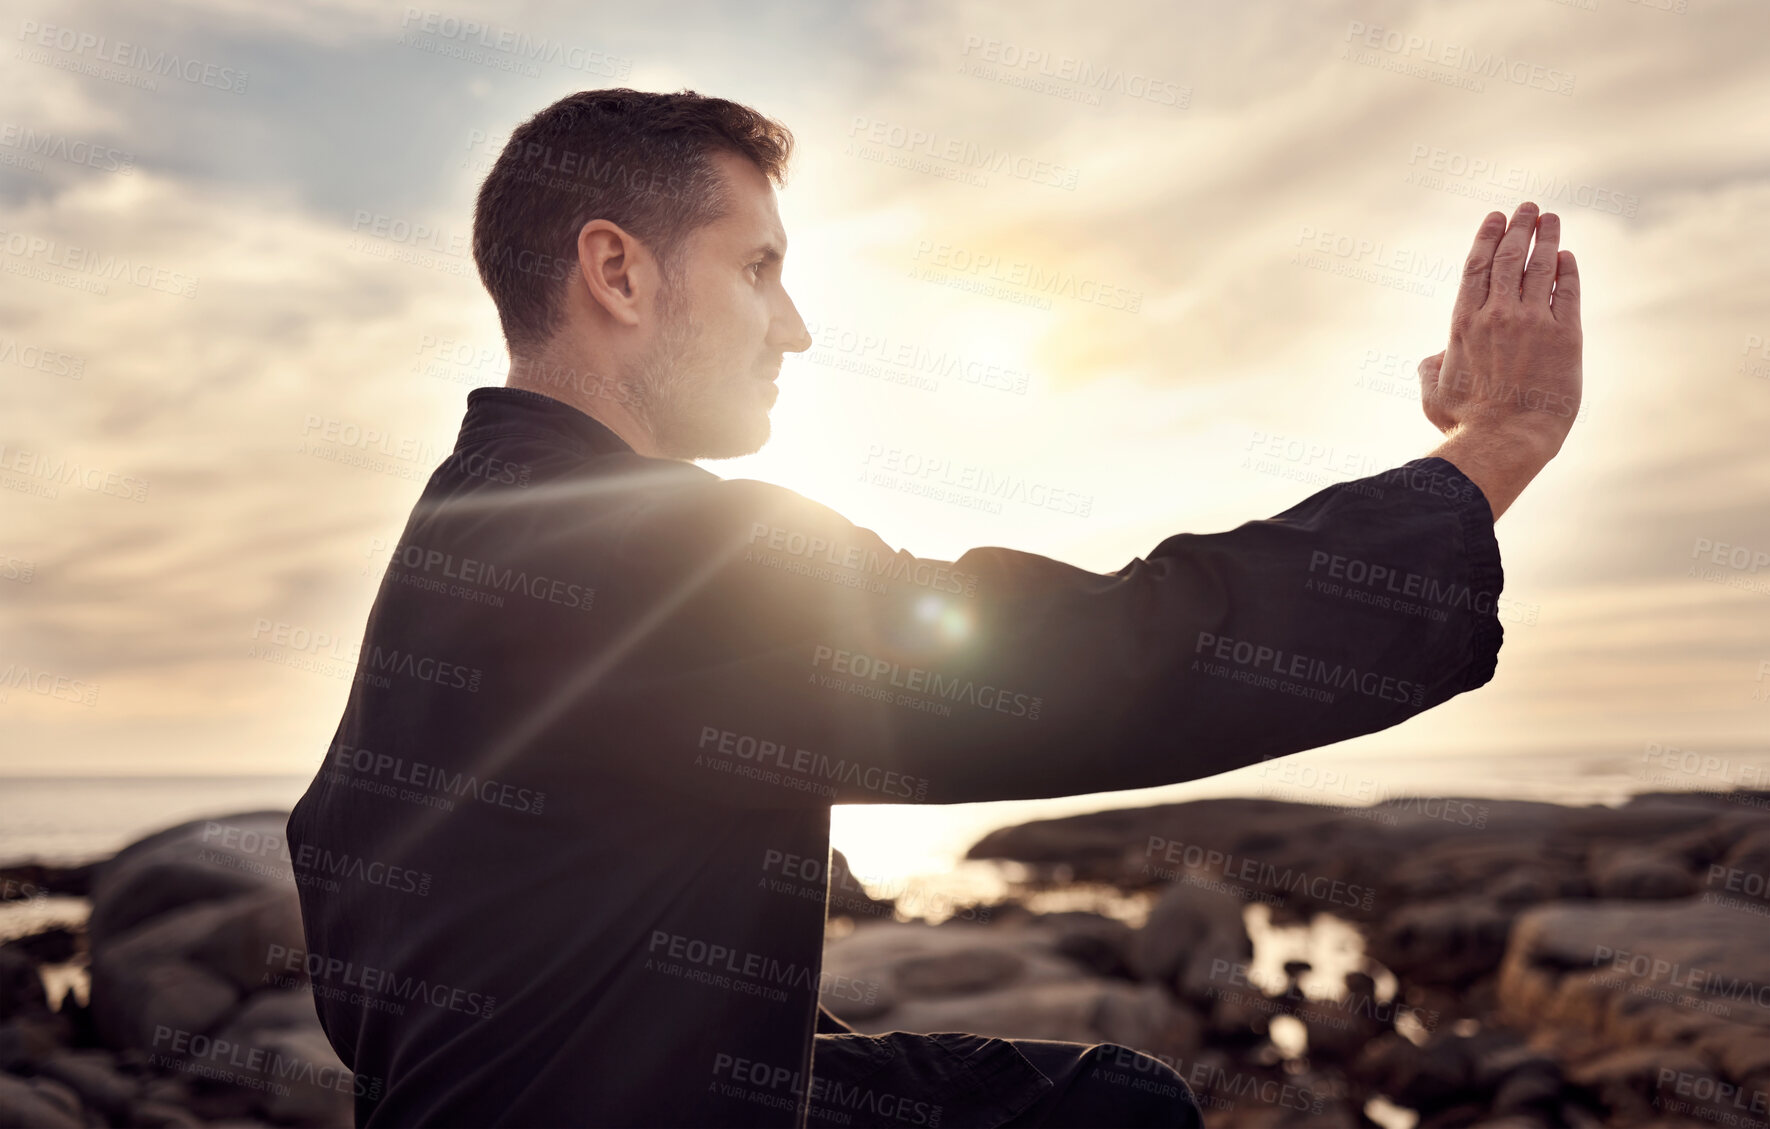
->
<box><xmin>1083</xmin><ymin>1044</ymin><xmax>1202</xmax><ymax>1126</ymax></box>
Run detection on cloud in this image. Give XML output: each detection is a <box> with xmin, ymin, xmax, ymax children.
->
<box><xmin>1</xmin><ymin>0</ymin><xmax>1764</xmax><ymax>785</ymax></box>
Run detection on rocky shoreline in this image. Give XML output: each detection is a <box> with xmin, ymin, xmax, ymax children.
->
<box><xmin>4</xmin><ymin>790</ymin><xmax>1769</xmax><ymax>1127</ymax></box>
<box><xmin>823</xmin><ymin>790</ymin><xmax>1770</xmax><ymax>1127</ymax></box>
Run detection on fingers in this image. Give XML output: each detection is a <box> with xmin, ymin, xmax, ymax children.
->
<box><xmin>1418</xmin><ymin>350</ymin><xmax>1445</xmax><ymax>401</ymax></box>
<box><xmin>1451</xmin><ymin>212</ymin><xmax>1506</xmax><ymax>332</ymax></box>
<box><xmin>1486</xmin><ymin>202</ymin><xmax>1540</xmax><ymax>305</ymax></box>
<box><xmin>1550</xmin><ymin>249</ymin><xmax>1580</xmax><ymax>324</ymax></box>
<box><xmin>1520</xmin><ymin>212</ymin><xmax>1560</xmax><ymax>306</ymax></box>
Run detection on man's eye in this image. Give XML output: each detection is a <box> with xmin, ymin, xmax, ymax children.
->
<box><xmin>748</xmin><ymin>261</ymin><xmax>766</xmax><ymax>277</ymax></box>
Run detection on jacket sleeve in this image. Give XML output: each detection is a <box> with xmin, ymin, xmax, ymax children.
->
<box><xmin>594</xmin><ymin>456</ymin><xmax>1503</xmax><ymax>807</ymax></box>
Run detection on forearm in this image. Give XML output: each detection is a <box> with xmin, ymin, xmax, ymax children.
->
<box><xmin>880</xmin><ymin>456</ymin><xmax>1505</xmax><ymax>801</ymax></box>
<box><xmin>1428</xmin><ymin>426</ymin><xmax>1559</xmax><ymax>522</ymax></box>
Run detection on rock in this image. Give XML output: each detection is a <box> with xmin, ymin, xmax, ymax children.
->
<box><xmin>1565</xmin><ymin>1044</ymin><xmax>1710</xmax><ymax>1122</ymax></box>
<box><xmin>137</xmin><ymin>1075</ymin><xmax>190</xmax><ymax>1107</ymax></box>
<box><xmin>0</xmin><ymin>861</ymin><xmax>96</xmax><ymax>901</ymax></box>
<box><xmin>893</xmin><ymin>947</ymin><xmax>1025</xmax><ymax>996</ymax></box>
<box><xmin>1470</xmin><ymin>1037</ymin><xmax>1560</xmax><ymax>1092</ymax></box>
<box><xmin>115</xmin><ymin>989</ymin><xmax>357</xmax><ymax>1127</ymax></box>
<box><xmin>88</xmin><ymin>899</ymin><xmax>243</xmax><ymax>1051</ymax></box>
<box><xmin>1720</xmin><ymin>825</ymin><xmax>1770</xmax><ymax>879</ymax></box>
<box><xmin>215</xmin><ymin>988</ymin><xmax>321</xmax><ymax>1035</ymax></box>
<box><xmin>1499</xmin><ymin>899</ymin><xmax>1770</xmax><ymax>1040</ymax></box>
<box><xmin>1296</xmin><ymin>972</ymin><xmax>1394</xmax><ymax>1063</ymax></box>
<box><xmin>819</xmin><ymin>920</ymin><xmax>1094</xmax><ymax>1021</ymax></box>
<box><xmin>53</xmin><ymin>990</ymin><xmax>95</xmax><ymax>1051</ymax></box>
<box><xmin>1654</xmin><ymin>811</ymin><xmax>1770</xmax><ymax>869</ymax></box>
<box><xmin>1484</xmin><ymin>865</ymin><xmax>1582</xmax><ymax>908</ymax></box>
<box><xmin>0</xmin><ymin>1072</ymin><xmax>83</xmax><ymax>1128</ymax></box>
<box><xmin>1416</xmin><ymin>1102</ymin><xmax>1489</xmax><ymax>1127</ymax></box>
<box><xmin>824</xmin><ymin>849</ymin><xmax>898</xmax><ymax>922</ymax></box>
<box><xmin>127</xmin><ymin>1100</ymin><xmax>204</xmax><ymax>1128</ymax></box>
<box><xmin>34</xmin><ymin>1049</ymin><xmax>139</xmax><ymax>1122</ymax></box>
<box><xmin>1691</xmin><ymin>1025</ymin><xmax>1770</xmax><ymax>1089</ymax></box>
<box><xmin>27</xmin><ymin>1078</ymin><xmax>83</xmax><ymax>1124</ymax></box>
<box><xmin>1202</xmin><ymin>976</ymin><xmax>1273</xmax><ymax>1043</ymax></box>
<box><xmin>0</xmin><ymin>948</ymin><xmax>48</xmax><ymax>1020</ymax></box>
<box><xmin>1355</xmin><ymin>1028</ymin><xmax>1549</xmax><ymax>1119</ymax></box>
<box><xmin>1497</xmin><ymin>897</ymin><xmax>1770</xmax><ymax>1126</ymax></box>
<box><xmin>85</xmin><ymin>811</ymin><xmax>292</xmax><ymax>947</ymax></box>
<box><xmin>215</xmin><ymin>1016</ymin><xmax>355</xmax><ymax>1127</ymax></box>
<box><xmin>4</xmin><ymin>930</ymin><xmax>78</xmax><ymax>966</ymax></box>
<box><xmin>1489</xmin><ymin>1065</ymin><xmax>1563</xmax><ymax>1118</ymax></box>
<box><xmin>1127</xmin><ymin>881</ymin><xmax>1250</xmax><ymax>1004</ymax></box>
<box><xmin>1027</xmin><ymin>912</ymin><xmax>1135</xmax><ymax>980</ymax></box>
<box><xmin>1388</xmin><ymin>838</ymin><xmax>1583</xmax><ymax>906</ymax></box>
<box><xmin>1092</xmin><ymin>982</ymin><xmax>1202</xmax><ymax>1058</ymax></box>
<box><xmin>1355</xmin><ymin>1031</ymin><xmax>1470</xmax><ymax>1112</ymax></box>
<box><xmin>1587</xmin><ymin>847</ymin><xmax>1697</xmax><ymax>899</ymax></box>
<box><xmin>187</xmin><ymin>885</ymin><xmax>306</xmax><ymax>993</ymax></box>
<box><xmin>1372</xmin><ymin>897</ymin><xmax>1514</xmax><ymax>987</ymax></box>
<box><xmin>82</xmin><ymin>814</ymin><xmax>313</xmax><ymax>1057</ymax></box>
<box><xmin>0</xmin><ymin>1018</ymin><xmax>62</xmax><ymax>1072</ymax></box>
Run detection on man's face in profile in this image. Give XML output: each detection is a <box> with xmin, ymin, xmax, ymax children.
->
<box><xmin>633</xmin><ymin>149</ymin><xmax>807</xmax><ymax>461</ymax></box>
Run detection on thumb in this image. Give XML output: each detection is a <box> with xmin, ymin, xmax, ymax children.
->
<box><xmin>1418</xmin><ymin>351</ymin><xmax>1445</xmax><ymax>401</ymax></box>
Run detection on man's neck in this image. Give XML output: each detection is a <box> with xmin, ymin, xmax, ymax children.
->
<box><xmin>506</xmin><ymin>349</ymin><xmax>661</xmax><ymax>457</ymax></box>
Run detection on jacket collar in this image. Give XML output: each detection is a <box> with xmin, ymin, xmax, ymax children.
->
<box><xmin>458</xmin><ymin>386</ymin><xmax>636</xmax><ymax>457</ymax></box>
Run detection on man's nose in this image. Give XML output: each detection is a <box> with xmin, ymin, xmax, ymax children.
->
<box><xmin>774</xmin><ymin>291</ymin><xmax>813</xmax><ymax>354</ymax></box>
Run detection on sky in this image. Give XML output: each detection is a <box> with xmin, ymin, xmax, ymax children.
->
<box><xmin>2</xmin><ymin>0</ymin><xmax>1766</xmax><ymax>860</ymax></box>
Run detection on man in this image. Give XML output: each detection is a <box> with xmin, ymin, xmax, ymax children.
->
<box><xmin>287</xmin><ymin>88</ymin><xmax>1581</xmax><ymax>1127</ymax></box>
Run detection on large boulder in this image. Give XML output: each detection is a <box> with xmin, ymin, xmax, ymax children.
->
<box><xmin>85</xmin><ymin>810</ymin><xmax>293</xmax><ymax>947</ymax></box>
<box><xmin>1719</xmin><ymin>825</ymin><xmax>1770</xmax><ymax>880</ymax></box>
<box><xmin>31</xmin><ymin>1049</ymin><xmax>140</xmax><ymax>1123</ymax></box>
<box><xmin>1498</xmin><ymin>898</ymin><xmax>1770</xmax><ymax>1122</ymax></box>
<box><xmin>1499</xmin><ymin>899</ymin><xmax>1770</xmax><ymax>1040</ymax></box>
<box><xmin>1586</xmin><ymin>846</ymin><xmax>1697</xmax><ymax>899</ymax></box>
<box><xmin>819</xmin><ymin>920</ymin><xmax>1094</xmax><ymax>1020</ymax></box>
<box><xmin>819</xmin><ymin>916</ymin><xmax>1202</xmax><ymax>1061</ymax></box>
<box><xmin>1023</xmin><ymin>912</ymin><xmax>1136</xmax><ymax>980</ymax></box>
<box><xmin>1371</xmin><ymin>896</ymin><xmax>1515</xmax><ymax>987</ymax></box>
<box><xmin>69</xmin><ymin>810</ymin><xmax>359</xmax><ymax>1127</ymax></box>
<box><xmin>1128</xmin><ymin>880</ymin><xmax>1251</xmax><ymax>1004</ymax></box>
<box><xmin>0</xmin><ymin>1072</ymin><xmax>84</xmax><ymax>1129</ymax></box>
<box><xmin>0</xmin><ymin>947</ymin><xmax>49</xmax><ymax>1021</ymax></box>
<box><xmin>89</xmin><ymin>897</ymin><xmax>245</xmax><ymax>1050</ymax></box>
<box><xmin>1563</xmin><ymin>1045</ymin><xmax>1711</xmax><ymax>1124</ymax></box>
<box><xmin>85</xmin><ymin>814</ymin><xmax>307</xmax><ymax>1051</ymax></box>
<box><xmin>1354</xmin><ymin>1027</ymin><xmax>1566</xmax><ymax>1122</ymax></box>
<box><xmin>205</xmin><ymin>991</ymin><xmax>358</xmax><ymax>1127</ymax></box>
<box><xmin>824</xmin><ymin>849</ymin><xmax>898</xmax><ymax>922</ymax></box>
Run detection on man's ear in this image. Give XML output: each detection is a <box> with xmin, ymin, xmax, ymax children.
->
<box><xmin>576</xmin><ymin>219</ymin><xmax>653</xmax><ymax>328</ymax></box>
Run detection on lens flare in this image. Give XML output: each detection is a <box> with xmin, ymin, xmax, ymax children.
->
<box><xmin>915</xmin><ymin>594</ymin><xmax>972</xmax><ymax>644</ymax></box>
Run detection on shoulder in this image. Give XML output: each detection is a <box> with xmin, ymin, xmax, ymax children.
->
<box><xmin>614</xmin><ymin>464</ymin><xmax>865</xmax><ymax>558</ymax></box>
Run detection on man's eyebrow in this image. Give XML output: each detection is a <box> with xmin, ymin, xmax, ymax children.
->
<box><xmin>745</xmin><ymin>240</ymin><xmax>786</xmax><ymax>263</ymax></box>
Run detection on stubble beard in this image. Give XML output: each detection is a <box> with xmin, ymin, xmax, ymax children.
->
<box><xmin>630</xmin><ymin>284</ymin><xmax>771</xmax><ymax>461</ymax></box>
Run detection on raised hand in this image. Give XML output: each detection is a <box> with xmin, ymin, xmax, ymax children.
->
<box><xmin>1420</xmin><ymin>202</ymin><xmax>1583</xmax><ymax>453</ymax></box>
<box><xmin>1418</xmin><ymin>203</ymin><xmax>1584</xmax><ymax>521</ymax></box>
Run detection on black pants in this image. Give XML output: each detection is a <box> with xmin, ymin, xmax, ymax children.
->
<box><xmin>810</xmin><ymin>1007</ymin><xmax>1203</xmax><ymax>1128</ymax></box>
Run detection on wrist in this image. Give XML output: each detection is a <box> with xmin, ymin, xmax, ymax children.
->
<box><xmin>1446</xmin><ymin>412</ymin><xmax>1568</xmax><ymax>464</ymax></box>
<box><xmin>1429</xmin><ymin>427</ymin><xmax>1557</xmax><ymax>522</ymax></box>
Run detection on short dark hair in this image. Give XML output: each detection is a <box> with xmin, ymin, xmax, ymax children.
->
<box><xmin>472</xmin><ymin>88</ymin><xmax>794</xmax><ymax>350</ymax></box>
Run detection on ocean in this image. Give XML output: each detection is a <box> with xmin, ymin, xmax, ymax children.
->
<box><xmin>4</xmin><ymin>742</ymin><xmax>1759</xmax><ymax>906</ymax></box>
<box><xmin>0</xmin><ymin>774</ymin><xmax>317</xmax><ymax>864</ymax></box>
<box><xmin>4</xmin><ymin>752</ymin><xmax>1763</xmax><ymax>1002</ymax></box>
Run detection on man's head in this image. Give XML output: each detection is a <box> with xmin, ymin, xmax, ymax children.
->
<box><xmin>472</xmin><ymin>88</ymin><xmax>811</xmax><ymax>459</ymax></box>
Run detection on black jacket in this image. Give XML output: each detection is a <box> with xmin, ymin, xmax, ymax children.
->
<box><xmin>287</xmin><ymin>385</ymin><xmax>1503</xmax><ymax>1126</ymax></box>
